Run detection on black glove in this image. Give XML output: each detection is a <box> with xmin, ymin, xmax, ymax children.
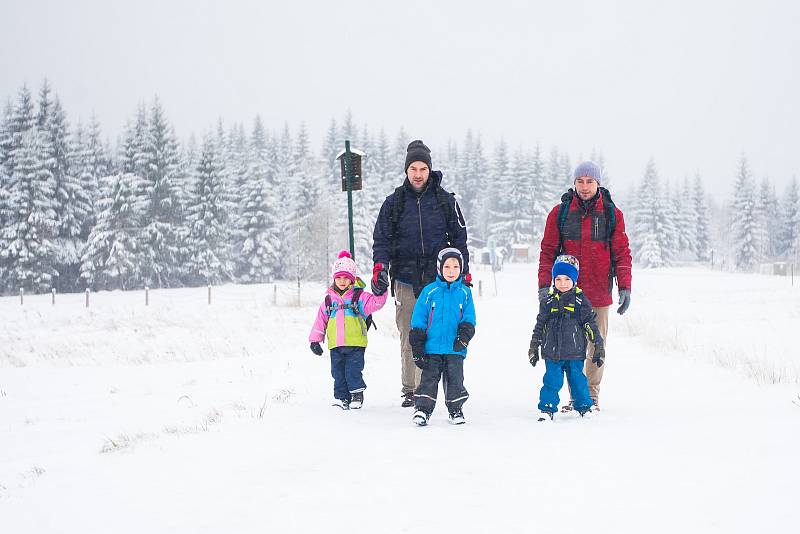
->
<box><xmin>617</xmin><ymin>289</ymin><xmax>631</xmax><ymax>315</ymax></box>
<box><xmin>528</xmin><ymin>339</ymin><xmax>540</xmax><ymax>367</ymax></box>
<box><xmin>310</xmin><ymin>342</ymin><xmax>323</xmax><ymax>356</ymax></box>
<box><xmin>413</xmin><ymin>354</ymin><xmax>429</xmax><ymax>370</ymax></box>
<box><xmin>538</xmin><ymin>287</ymin><xmax>550</xmax><ymax>302</ymax></box>
<box><xmin>592</xmin><ymin>344</ymin><xmax>605</xmax><ymax>367</ymax></box>
<box><xmin>453</xmin><ymin>322</ymin><xmax>475</xmax><ymax>352</ymax></box>
<box><xmin>409</xmin><ymin>327</ymin><xmax>427</xmax><ymax>356</ymax></box>
<box><xmin>371</xmin><ymin>263</ymin><xmax>389</xmax><ymax>296</ymax></box>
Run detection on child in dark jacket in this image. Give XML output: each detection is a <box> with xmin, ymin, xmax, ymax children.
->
<box><xmin>408</xmin><ymin>248</ymin><xmax>476</xmax><ymax>426</ymax></box>
<box><xmin>528</xmin><ymin>254</ymin><xmax>605</xmax><ymax>420</ymax></box>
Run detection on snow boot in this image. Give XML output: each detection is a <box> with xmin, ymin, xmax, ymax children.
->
<box><xmin>538</xmin><ymin>411</ymin><xmax>555</xmax><ymax>422</ymax></box>
<box><xmin>448</xmin><ymin>410</ymin><xmax>466</xmax><ymax>425</ymax></box>
<box><xmin>350</xmin><ymin>391</ymin><xmax>364</xmax><ymax>410</ymax></box>
<box><xmin>401</xmin><ymin>392</ymin><xmax>415</xmax><ymax>408</ymax></box>
<box><xmin>332</xmin><ymin>398</ymin><xmax>350</xmax><ymax>410</ymax></box>
<box><xmin>412</xmin><ymin>410</ymin><xmax>430</xmax><ymax>426</ymax></box>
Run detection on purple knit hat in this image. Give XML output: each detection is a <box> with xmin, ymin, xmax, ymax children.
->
<box><xmin>573</xmin><ymin>161</ymin><xmax>603</xmax><ymax>184</ymax></box>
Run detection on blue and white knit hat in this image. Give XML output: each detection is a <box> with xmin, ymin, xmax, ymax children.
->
<box><xmin>552</xmin><ymin>254</ymin><xmax>579</xmax><ymax>285</ymax></box>
<box><xmin>573</xmin><ymin>161</ymin><xmax>603</xmax><ymax>184</ymax></box>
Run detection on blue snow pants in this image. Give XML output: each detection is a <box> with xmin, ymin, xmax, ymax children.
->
<box><xmin>330</xmin><ymin>346</ymin><xmax>366</xmax><ymax>401</ymax></box>
<box><xmin>538</xmin><ymin>359</ymin><xmax>593</xmax><ymax>413</ymax></box>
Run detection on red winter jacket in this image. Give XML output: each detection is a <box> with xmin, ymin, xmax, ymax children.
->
<box><xmin>538</xmin><ymin>192</ymin><xmax>632</xmax><ymax>307</ymax></box>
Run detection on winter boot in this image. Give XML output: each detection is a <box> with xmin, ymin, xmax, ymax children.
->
<box><xmin>448</xmin><ymin>410</ymin><xmax>466</xmax><ymax>425</ymax></box>
<box><xmin>538</xmin><ymin>411</ymin><xmax>555</xmax><ymax>422</ymax></box>
<box><xmin>401</xmin><ymin>392</ymin><xmax>415</xmax><ymax>408</ymax></box>
<box><xmin>350</xmin><ymin>391</ymin><xmax>364</xmax><ymax>410</ymax></box>
<box><xmin>333</xmin><ymin>398</ymin><xmax>350</xmax><ymax>410</ymax></box>
<box><xmin>412</xmin><ymin>410</ymin><xmax>430</xmax><ymax>426</ymax></box>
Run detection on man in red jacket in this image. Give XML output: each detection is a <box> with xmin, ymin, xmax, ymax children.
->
<box><xmin>537</xmin><ymin>161</ymin><xmax>632</xmax><ymax>411</ymax></box>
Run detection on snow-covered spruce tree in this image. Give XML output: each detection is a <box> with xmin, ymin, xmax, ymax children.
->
<box><xmin>80</xmin><ymin>172</ymin><xmax>141</xmax><ymax>290</ymax></box>
<box><xmin>755</xmin><ymin>177</ymin><xmax>779</xmax><ymax>260</ymax></box>
<box><xmin>730</xmin><ymin>155</ymin><xmax>759</xmax><ymax>271</ymax></box>
<box><xmin>542</xmin><ymin>147</ymin><xmax>566</xmax><ymax>206</ymax></box>
<box><xmin>675</xmin><ymin>177</ymin><xmax>697</xmax><ymax>258</ymax></box>
<box><xmin>137</xmin><ymin>97</ymin><xmax>183</xmax><ymax>287</ymax></box>
<box><xmin>486</xmin><ymin>140</ymin><xmax>511</xmax><ymax>250</ymax></box>
<box><xmin>631</xmin><ymin>159</ymin><xmax>669</xmax><ymax>268</ymax></box>
<box><xmin>3</xmin><ymin>129</ymin><xmax>59</xmax><ymax>292</ymax></box>
<box><xmin>693</xmin><ymin>174</ymin><xmax>712</xmax><ymax>261</ymax></box>
<box><xmin>238</xmin><ymin>173</ymin><xmax>281</xmax><ymax>284</ymax></box>
<box><xmin>780</xmin><ymin>176</ymin><xmax>800</xmax><ymax>261</ymax></box>
<box><xmin>235</xmin><ymin>117</ymin><xmax>281</xmax><ymax>283</ymax></box>
<box><xmin>529</xmin><ymin>144</ymin><xmax>547</xmax><ymax>245</ymax></box>
<box><xmin>185</xmin><ymin>134</ymin><xmax>230</xmax><ymax>285</ymax></box>
<box><xmin>47</xmin><ymin>95</ymin><xmax>92</xmax><ymax>291</ymax></box>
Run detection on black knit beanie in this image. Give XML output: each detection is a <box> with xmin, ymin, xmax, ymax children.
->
<box><xmin>404</xmin><ymin>140</ymin><xmax>432</xmax><ymax>173</ymax></box>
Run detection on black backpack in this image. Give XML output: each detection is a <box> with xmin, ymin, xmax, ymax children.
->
<box><xmin>556</xmin><ymin>186</ymin><xmax>618</xmax><ymax>291</ymax></box>
<box><xmin>324</xmin><ymin>285</ymin><xmax>376</xmax><ymax>331</ymax></box>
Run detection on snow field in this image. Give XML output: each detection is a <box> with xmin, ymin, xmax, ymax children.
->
<box><xmin>1</xmin><ymin>264</ymin><xmax>798</xmax><ymax>533</ymax></box>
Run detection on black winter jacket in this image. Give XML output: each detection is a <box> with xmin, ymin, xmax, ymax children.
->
<box><xmin>372</xmin><ymin>171</ymin><xmax>468</xmax><ymax>291</ymax></box>
<box><xmin>531</xmin><ymin>287</ymin><xmax>604</xmax><ymax>361</ymax></box>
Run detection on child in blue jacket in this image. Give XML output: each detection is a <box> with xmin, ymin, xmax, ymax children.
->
<box><xmin>408</xmin><ymin>248</ymin><xmax>476</xmax><ymax>426</ymax></box>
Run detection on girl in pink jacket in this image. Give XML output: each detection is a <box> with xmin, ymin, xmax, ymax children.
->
<box><xmin>309</xmin><ymin>251</ymin><xmax>388</xmax><ymax>409</ymax></box>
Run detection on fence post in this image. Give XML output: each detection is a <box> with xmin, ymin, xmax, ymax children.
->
<box><xmin>273</xmin><ymin>284</ymin><xmax>277</xmax><ymax>305</ymax></box>
<box><xmin>478</xmin><ymin>280</ymin><xmax>483</xmax><ymax>298</ymax></box>
<box><xmin>19</xmin><ymin>288</ymin><xmax>23</xmax><ymax>305</ymax></box>
<box><xmin>207</xmin><ymin>285</ymin><xmax>211</xmax><ymax>305</ymax></box>
<box><xmin>145</xmin><ymin>286</ymin><xmax>149</xmax><ymax>306</ymax></box>
<box><xmin>85</xmin><ymin>288</ymin><xmax>90</xmax><ymax>308</ymax></box>
<box><xmin>52</xmin><ymin>288</ymin><xmax>56</xmax><ymax>305</ymax></box>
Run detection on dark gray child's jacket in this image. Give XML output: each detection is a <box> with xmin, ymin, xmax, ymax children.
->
<box><xmin>531</xmin><ymin>287</ymin><xmax>604</xmax><ymax>361</ymax></box>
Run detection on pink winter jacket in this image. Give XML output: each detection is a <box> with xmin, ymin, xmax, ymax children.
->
<box><xmin>309</xmin><ymin>285</ymin><xmax>387</xmax><ymax>349</ymax></box>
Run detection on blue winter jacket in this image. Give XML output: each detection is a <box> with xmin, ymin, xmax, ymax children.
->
<box><xmin>372</xmin><ymin>171</ymin><xmax>469</xmax><ymax>286</ymax></box>
<box><xmin>410</xmin><ymin>276</ymin><xmax>476</xmax><ymax>357</ymax></box>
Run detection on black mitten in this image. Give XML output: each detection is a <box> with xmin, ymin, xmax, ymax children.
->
<box><xmin>592</xmin><ymin>344</ymin><xmax>605</xmax><ymax>367</ymax></box>
<box><xmin>310</xmin><ymin>342</ymin><xmax>323</xmax><ymax>356</ymax></box>
<box><xmin>453</xmin><ymin>322</ymin><xmax>475</xmax><ymax>352</ymax></box>
<box><xmin>528</xmin><ymin>339</ymin><xmax>540</xmax><ymax>367</ymax></box>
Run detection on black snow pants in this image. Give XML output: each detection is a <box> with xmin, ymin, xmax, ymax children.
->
<box><xmin>414</xmin><ymin>355</ymin><xmax>469</xmax><ymax>415</ymax></box>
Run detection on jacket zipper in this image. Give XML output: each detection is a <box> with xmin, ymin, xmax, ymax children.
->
<box><xmin>426</xmin><ymin>301</ymin><xmax>435</xmax><ymax>333</ymax></box>
<box><xmin>417</xmin><ymin>197</ymin><xmax>425</xmax><ymax>255</ymax></box>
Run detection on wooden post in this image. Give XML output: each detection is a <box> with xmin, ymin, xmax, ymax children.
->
<box><xmin>52</xmin><ymin>288</ymin><xmax>56</xmax><ymax>305</ymax></box>
<box><xmin>273</xmin><ymin>284</ymin><xmax>277</xmax><ymax>305</ymax></box>
<box><xmin>85</xmin><ymin>288</ymin><xmax>90</xmax><ymax>308</ymax></box>
<box><xmin>207</xmin><ymin>285</ymin><xmax>211</xmax><ymax>305</ymax></box>
<box><xmin>145</xmin><ymin>286</ymin><xmax>149</xmax><ymax>306</ymax></box>
<box><xmin>478</xmin><ymin>280</ymin><xmax>483</xmax><ymax>298</ymax></box>
<box><xmin>19</xmin><ymin>288</ymin><xmax>23</xmax><ymax>305</ymax></box>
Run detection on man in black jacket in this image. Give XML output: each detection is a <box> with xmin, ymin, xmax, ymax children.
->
<box><xmin>372</xmin><ymin>140</ymin><xmax>469</xmax><ymax>407</ymax></box>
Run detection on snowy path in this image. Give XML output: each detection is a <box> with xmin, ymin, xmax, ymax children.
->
<box><xmin>1</xmin><ymin>265</ymin><xmax>798</xmax><ymax>533</ymax></box>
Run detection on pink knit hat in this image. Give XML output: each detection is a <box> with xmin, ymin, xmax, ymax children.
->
<box><xmin>332</xmin><ymin>250</ymin><xmax>357</xmax><ymax>282</ymax></box>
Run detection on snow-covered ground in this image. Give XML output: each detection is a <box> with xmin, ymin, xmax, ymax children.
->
<box><xmin>1</xmin><ymin>264</ymin><xmax>799</xmax><ymax>533</ymax></box>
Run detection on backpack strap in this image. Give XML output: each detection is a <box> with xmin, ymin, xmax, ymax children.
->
<box><xmin>389</xmin><ymin>185</ymin><xmax>406</xmax><ymax>265</ymax></box>
<box><xmin>599</xmin><ymin>187</ymin><xmax>618</xmax><ymax>291</ymax></box>
<box><xmin>555</xmin><ymin>190</ymin><xmax>574</xmax><ymax>256</ymax></box>
<box><xmin>324</xmin><ymin>294</ymin><xmax>333</xmax><ymax>316</ymax></box>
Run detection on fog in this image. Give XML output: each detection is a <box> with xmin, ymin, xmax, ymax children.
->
<box><xmin>2</xmin><ymin>0</ymin><xmax>798</xmax><ymax>190</ymax></box>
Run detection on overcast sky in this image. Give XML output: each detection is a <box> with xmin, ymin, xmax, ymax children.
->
<box><xmin>2</xmin><ymin>0</ymin><xmax>798</xmax><ymax>191</ymax></box>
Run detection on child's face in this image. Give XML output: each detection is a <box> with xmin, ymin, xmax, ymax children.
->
<box><xmin>441</xmin><ymin>258</ymin><xmax>461</xmax><ymax>282</ymax></box>
<box><xmin>334</xmin><ymin>276</ymin><xmax>352</xmax><ymax>290</ymax></box>
<box><xmin>554</xmin><ymin>275</ymin><xmax>574</xmax><ymax>292</ymax></box>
